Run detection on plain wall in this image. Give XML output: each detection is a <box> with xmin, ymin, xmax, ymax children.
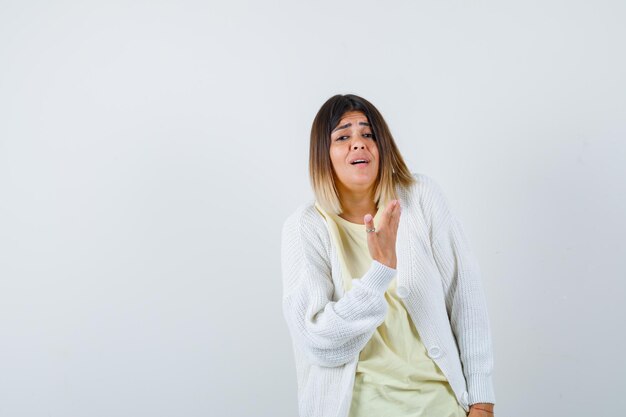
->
<box><xmin>1</xmin><ymin>1</ymin><xmax>625</xmax><ymax>416</ymax></box>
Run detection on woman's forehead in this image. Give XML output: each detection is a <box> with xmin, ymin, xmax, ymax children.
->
<box><xmin>332</xmin><ymin>111</ymin><xmax>371</xmax><ymax>134</ymax></box>
<box><xmin>334</xmin><ymin>112</ymin><xmax>370</xmax><ymax>130</ymax></box>
<box><xmin>338</xmin><ymin>111</ymin><xmax>367</xmax><ymax>123</ymax></box>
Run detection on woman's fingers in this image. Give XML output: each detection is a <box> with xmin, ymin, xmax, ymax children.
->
<box><xmin>368</xmin><ymin>199</ymin><xmax>401</xmax><ymax>232</ymax></box>
<box><xmin>377</xmin><ymin>200</ymin><xmax>395</xmax><ymax>228</ymax></box>
<box><xmin>364</xmin><ymin>213</ymin><xmax>377</xmax><ymax>254</ymax></box>
<box><xmin>364</xmin><ymin>213</ymin><xmax>374</xmax><ymax>231</ymax></box>
<box><xmin>383</xmin><ymin>200</ymin><xmax>400</xmax><ymax>228</ymax></box>
<box><xmin>363</xmin><ymin>200</ymin><xmax>401</xmax><ymax>269</ymax></box>
<box><xmin>392</xmin><ymin>200</ymin><xmax>401</xmax><ymax>228</ymax></box>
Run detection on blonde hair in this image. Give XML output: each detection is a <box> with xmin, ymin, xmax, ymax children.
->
<box><xmin>309</xmin><ymin>94</ymin><xmax>416</xmax><ymax>215</ymax></box>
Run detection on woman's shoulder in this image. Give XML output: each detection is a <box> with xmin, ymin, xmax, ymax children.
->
<box><xmin>282</xmin><ymin>199</ymin><xmax>327</xmax><ymax>236</ymax></box>
<box><xmin>401</xmin><ymin>171</ymin><xmax>455</xmax><ymax>225</ymax></box>
<box><xmin>403</xmin><ymin>171</ymin><xmax>446</xmax><ymax>200</ymax></box>
<box><xmin>281</xmin><ymin>200</ymin><xmax>332</xmax><ymax>261</ymax></box>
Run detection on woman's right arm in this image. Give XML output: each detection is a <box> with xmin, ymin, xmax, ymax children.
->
<box><xmin>280</xmin><ymin>210</ymin><xmax>396</xmax><ymax>368</ymax></box>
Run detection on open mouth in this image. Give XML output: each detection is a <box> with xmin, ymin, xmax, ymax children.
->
<box><xmin>350</xmin><ymin>159</ymin><xmax>369</xmax><ymax>165</ymax></box>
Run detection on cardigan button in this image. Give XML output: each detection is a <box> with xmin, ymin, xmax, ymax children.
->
<box><xmin>427</xmin><ymin>346</ymin><xmax>442</xmax><ymax>359</ymax></box>
<box><xmin>396</xmin><ymin>285</ymin><xmax>409</xmax><ymax>298</ymax></box>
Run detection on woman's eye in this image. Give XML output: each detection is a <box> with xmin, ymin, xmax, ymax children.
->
<box><xmin>334</xmin><ymin>133</ymin><xmax>374</xmax><ymax>141</ymax></box>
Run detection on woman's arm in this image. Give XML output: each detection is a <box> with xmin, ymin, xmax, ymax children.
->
<box><xmin>425</xmin><ymin>178</ymin><xmax>496</xmax><ymax>405</ymax></box>
<box><xmin>281</xmin><ymin>209</ymin><xmax>396</xmax><ymax>368</ymax></box>
<box><xmin>469</xmin><ymin>403</ymin><xmax>495</xmax><ymax>416</ymax></box>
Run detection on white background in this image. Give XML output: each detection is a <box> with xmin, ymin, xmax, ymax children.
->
<box><xmin>1</xmin><ymin>1</ymin><xmax>625</xmax><ymax>416</ymax></box>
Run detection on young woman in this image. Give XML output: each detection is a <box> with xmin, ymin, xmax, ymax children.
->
<box><xmin>281</xmin><ymin>94</ymin><xmax>495</xmax><ymax>417</ymax></box>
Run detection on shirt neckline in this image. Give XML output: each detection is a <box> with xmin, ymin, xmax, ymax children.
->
<box><xmin>331</xmin><ymin>202</ymin><xmax>386</xmax><ymax>231</ymax></box>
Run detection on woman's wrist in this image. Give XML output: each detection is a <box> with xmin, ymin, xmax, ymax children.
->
<box><xmin>470</xmin><ymin>403</ymin><xmax>494</xmax><ymax>413</ymax></box>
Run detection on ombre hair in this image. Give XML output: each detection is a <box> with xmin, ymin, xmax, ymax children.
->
<box><xmin>309</xmin><ymin>94</ymin><xmax>416</xmax><ymax>215</ymax></box>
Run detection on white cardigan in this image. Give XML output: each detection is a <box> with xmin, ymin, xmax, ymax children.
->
<box><xmin>281</xmin><ymin>172</ymin><xmax>495</xmax><ymax>417</ymax></box>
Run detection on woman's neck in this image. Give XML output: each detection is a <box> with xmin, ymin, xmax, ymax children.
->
<box><xmin>338</xmin><ymin>190</ymin><xmax>378</xmax><ymax>225</ymax></box>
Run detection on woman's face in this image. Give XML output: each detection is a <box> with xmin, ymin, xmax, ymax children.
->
<box><xmin>329</xmin><ymin>111</ymin><xmax>380</xmax><ymax>195</ymax></box>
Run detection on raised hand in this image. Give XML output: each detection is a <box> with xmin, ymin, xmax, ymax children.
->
<box><xmin>364</xmin><ymin>199</ymin><xmax>401</xmax><ymax>269</ymax></box>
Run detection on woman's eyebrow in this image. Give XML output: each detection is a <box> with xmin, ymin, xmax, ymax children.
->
<box><xmin>332</xmin><ymin>121</ymin><xmax>371</xmax><ymax>133</ymax></box>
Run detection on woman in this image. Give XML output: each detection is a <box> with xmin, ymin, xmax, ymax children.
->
<box><xmin>281</xmin><ymin>94</ymin><xmax>495</xmax><ymax>417</ymax></box>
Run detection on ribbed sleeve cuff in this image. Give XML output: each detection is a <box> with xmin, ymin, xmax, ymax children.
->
<box><xmin>467</xmin><ymin>373</ymin><xmax>496</xmax><ymax>405</ymax></box>
<box><xmin>356</xmin><ymin>260</ymin><xmax>397</xmax><ymax>293</ymax></box>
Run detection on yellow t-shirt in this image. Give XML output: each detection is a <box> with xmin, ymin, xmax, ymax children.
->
<box><xmin>315</xmin><ymin>202</ymin><xmax>467</xmax><ymax>417</ymax></box>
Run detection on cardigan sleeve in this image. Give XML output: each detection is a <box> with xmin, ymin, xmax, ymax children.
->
<box><xmin>280</xmin><ymin>209</ymin><xmax>396</xmax><ymax>368</ymax></box>
<box><xmin>427</xmin><ymin>178</ymin><xmax>496</xmax><ymax>405</ymax></box>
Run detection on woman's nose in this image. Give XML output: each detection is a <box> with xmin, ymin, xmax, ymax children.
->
<box><xmin>351</xmin><ymin>137</ymin><xmax>366</xmax><ymax>149</ymax></box>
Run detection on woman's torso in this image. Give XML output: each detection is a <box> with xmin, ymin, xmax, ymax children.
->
<box><xmin>323</xmin><ymin>203</ymin><xmax>467</xmax><ymax>417</ymax></box>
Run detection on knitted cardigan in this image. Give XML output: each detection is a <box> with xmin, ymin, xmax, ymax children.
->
<box><xmin>280</xmin><ymin>172</ymin><xmax>495</xmax><ymax>417</ymax></box>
